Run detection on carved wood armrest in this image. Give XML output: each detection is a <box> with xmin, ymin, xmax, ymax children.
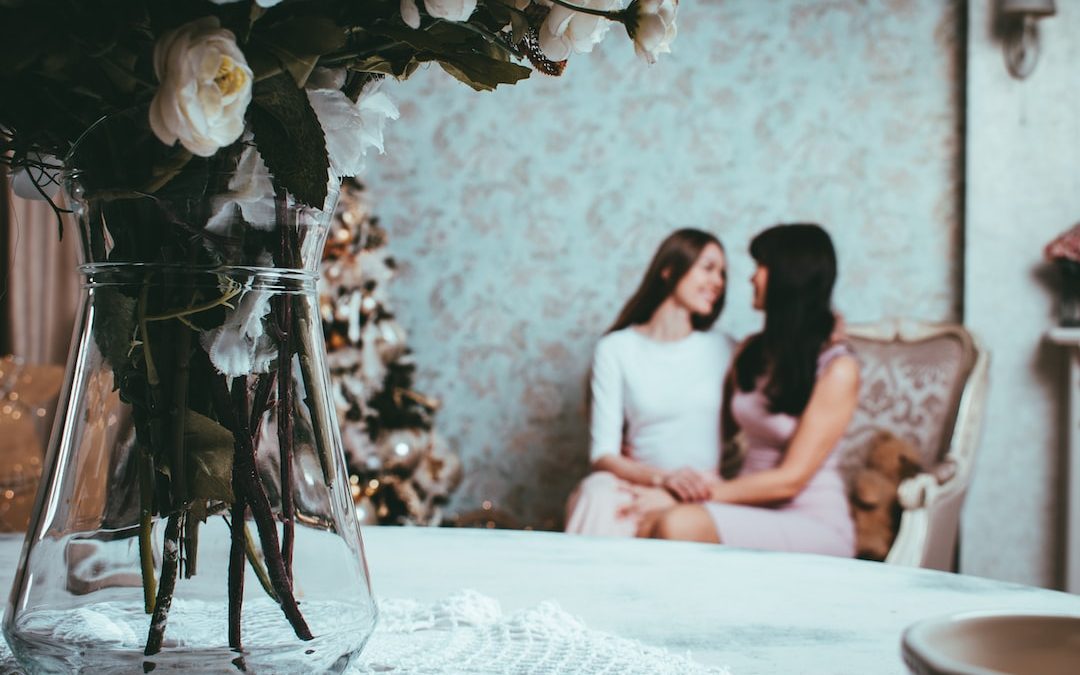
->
<box><xmin>897</xmin><ymin>458</ymin><xmax>959</xmax><ymax>510</ymax></box>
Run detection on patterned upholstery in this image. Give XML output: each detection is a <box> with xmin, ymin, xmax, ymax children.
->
<box><xmin>836</xmin><ymin>329</ymin><xmax>978</xmax><ymax>489</ymax></box>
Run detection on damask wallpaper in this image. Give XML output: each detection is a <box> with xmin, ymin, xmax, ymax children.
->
<box><xmin>365</xmin><ymin>0</ymin><xmax>963</xmax><ymax>528</ymax></box>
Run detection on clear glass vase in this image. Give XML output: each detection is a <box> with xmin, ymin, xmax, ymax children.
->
<box><xmin>3</xmin><ymin>166</ymin><xmax>377</xmax><ymax>672</ymax></box>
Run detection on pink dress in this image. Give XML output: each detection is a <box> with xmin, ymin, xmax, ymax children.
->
<box><xmin>703</xmin><ymin>344</ymin><xmax>856</xmax><ymax>557</ymax></box>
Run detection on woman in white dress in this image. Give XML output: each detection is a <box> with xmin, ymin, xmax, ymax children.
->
<box><xmin>565</xmin><ymin>228</ymin><xmax>733</xmax><ymax>537</ymax></box>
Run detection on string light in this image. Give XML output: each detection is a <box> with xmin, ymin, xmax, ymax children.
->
<box><xmin>0</xmin><ymin>356</ymin><xmax>50</xmax><ymax>528</ymax></box>
<box><xmin>0</xmin><ymin>356</ymin><xmax>51</xmax><ymax>422</ymax></box>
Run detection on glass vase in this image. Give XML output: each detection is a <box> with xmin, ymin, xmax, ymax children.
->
<box><xmin>3</xmin><ymin>166</ymin><xmax>377</xmax><ymax>673</ymax></box>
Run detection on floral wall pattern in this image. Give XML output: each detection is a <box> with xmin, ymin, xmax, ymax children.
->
<box><xmin>366</xmin><ymin>0</ymin><xmax>963</xmax><ymax>528</ymax></box>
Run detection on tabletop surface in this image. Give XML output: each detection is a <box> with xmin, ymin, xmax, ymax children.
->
<box><xmin>3</xmin><ymin>526</ymin><xmax>1080</xmax><ymax>674</ymax></box>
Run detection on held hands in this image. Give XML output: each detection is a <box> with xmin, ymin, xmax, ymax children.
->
<box><xmin>616</xmin><ymin>485</ymin><xmax>676</xmax><ymax>520</ymax></box>
<box><xmin>615</xmin><ymin>467</ymin><xmax>711</xmax><ymax>521</ymax></box>
<box><xmin>660</xmin><ymin>467</ymin><xmax>712</xmax><ymax>503</ymax></box>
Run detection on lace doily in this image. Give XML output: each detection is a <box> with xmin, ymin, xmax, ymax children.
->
<box><xmin>358</xmin><ymin>590</ymin><xmax>729</xmax><ymax>674</ymax></box>
<box><xmin>0</xmin><ymin>590</ymin><xmax>730</xmax><ymax>674</ymax></box>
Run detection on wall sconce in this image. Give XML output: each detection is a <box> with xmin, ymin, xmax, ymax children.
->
<box><xmin>1000</xmin><ymin>0</ymin><xmax>1056</xmax><ymax>79</ymax></box>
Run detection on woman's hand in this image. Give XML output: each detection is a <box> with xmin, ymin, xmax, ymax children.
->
<box><xmin>662</xmin><ymin>467</ymin><xmax>712</xmax><ymax>502</ymax></box>
<box><xmin>617</xmin><ymin>486</ymin><xmax>677</xmax><ymax>519</ymax></box>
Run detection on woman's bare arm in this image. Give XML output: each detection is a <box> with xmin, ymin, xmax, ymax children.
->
<box><xmin>707</xmin><ymin>354</ymin><xmax>859</xmax><ymax>505</ymax></box>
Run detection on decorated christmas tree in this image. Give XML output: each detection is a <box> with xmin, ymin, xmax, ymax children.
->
<box><xmin>321</xmin><ymin>178</ymin><xmax>462</xmax><ymax>526</ymax></box>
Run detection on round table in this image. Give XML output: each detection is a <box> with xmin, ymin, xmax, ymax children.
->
<box><xmin>3</xmin><ymin>527</ymin><xmax>1080</xmax><ymax>673</ymax></box>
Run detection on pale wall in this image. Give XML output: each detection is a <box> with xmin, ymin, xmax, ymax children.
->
<box><xmin>366</xmin><ymin>0</ymin><xmax>963</xmax><ymax>529</ymax></box>
<box><xmin>963</xmin><ymin>1</ymin><xmax>1080</xmax><ymax>587</ymax></box>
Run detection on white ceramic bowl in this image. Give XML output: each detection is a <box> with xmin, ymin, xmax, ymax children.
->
<box><xmin>901</xmin><ymin>611</ymin><xmax>1080</xmax><ymax>675</ymax></box>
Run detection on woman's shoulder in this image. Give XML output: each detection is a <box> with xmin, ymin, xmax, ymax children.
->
<box><xmin>699</xmin><ymin>328</ymin><xmax>736</xmax><ymax>346</ymax></box>
<box><xmin>596</xmin><ymin>327</ymin><xmax>637</xmax><ymax>348</ymax></box>
<box><xmin>816</xmin><ymin>341</ymin><xmax>859</xmax><ymax>379</ymax></box>
<box><xmin>594</xmin><ymin>328</ymin><xmax>639</xmax><ymax>360</ymax></box>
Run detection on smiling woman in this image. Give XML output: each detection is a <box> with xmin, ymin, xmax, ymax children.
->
<box><xmin>642</xmin><ymin>223</ymin><xmax>861</xmax><ymax>557</ymax></box>
<box><xmin>565</xmin><ymin>228</ymin><xmax>734</xmax><ymax>537</ymax></box>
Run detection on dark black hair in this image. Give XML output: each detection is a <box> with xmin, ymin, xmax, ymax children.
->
<box><xmin>734</xmin><ymin>223</ymin><xmax>837</xmax><ymax>415</ymax></box>
<box><xmin>608</xmin><ymin>228</ymin><xmax>726</xmax><ymax>333</ymax></box>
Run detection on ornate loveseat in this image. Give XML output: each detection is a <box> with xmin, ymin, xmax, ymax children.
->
<box><xmin>837</xmin><ymin>320</ymin><xmax>990</xmax><ymax>571</ymax></box>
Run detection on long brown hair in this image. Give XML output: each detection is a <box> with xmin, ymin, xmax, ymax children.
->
<box><xmin>734</xmin><ymin>223</ymin><xmax>837</xmax><ymax>415</ymax></box>
<box><xmin>608</xmin><ymin>228</ymin><xmax>726</xmax><ymax>333</ymax></box>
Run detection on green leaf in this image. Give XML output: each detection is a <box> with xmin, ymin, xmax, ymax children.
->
<box><xmin>350</xmin><ymin>53</ymin><xmax>422</xmax><ymax>80</ymax></box>
<box><xmin>437</xmin><ymin>53</ymin><xmax>531</xmax><ymax>91</ymax></box>
<box><xmin>243</xmin><ymin>43</ymin><xmax>280</xmax><ymax>82</ymax></box>
<box><xmin>263</xmin><ymin>43</ymin><xmax>319</xmax><ymax>87</ymax></box>
<box><xmin>92</xmin><ymin>288</ymin><xmax>138</xmax><ymax>375</ymax></box>
<box><xmin>368</xmin><ymin>21</ymin><xmax>472</xmax><ymax>52</ymax></box>
<box><xmin>481</xmin><ymin>0</ymin><xmax>529</xmax><ymax>43</ymax></box>
<box><xmin>184</xmin><ymin>410</ymin><xmax>235</xmax><ymax>503</ymax></box>
<box><xmin>248</xmin><ymin>74</ymin><xmax>329</xmax><ymax>207</ymax></box>
<box><xmin>259</xmin><ymin>16</ymin><xmax>347</xmax><ymax>57</ymax></box>
<box><xmin>254</xmin><ymin>17</ymin><xmax>346</xmax><ymax>88</ymax></box>
<box><xmin>142</xmin><ymin>148</ymin><xmax>193</xmax><ymax>195</ymax></box>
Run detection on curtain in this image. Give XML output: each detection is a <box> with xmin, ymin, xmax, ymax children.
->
<box><xmin>1</xmin><ymin>168</ymin><xmax>80</xmax><ymax>365</ymax></box>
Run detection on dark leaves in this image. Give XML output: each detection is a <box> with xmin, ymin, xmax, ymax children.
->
<box><xmin>184</xmin><ymin>410</ymin><xmax>236</xmax><ymax>503</ymax></box>
<box><xmin>248</xmin><ymin>74</ymin><xmax>329</xmax><ymax>208</ymax></box>
<box><xmin>253</xmin><ymin>16</ymin><xmax>347</xmax><ymax>87</ymax></box>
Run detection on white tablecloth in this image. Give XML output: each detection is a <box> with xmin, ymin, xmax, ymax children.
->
<box><xmin>3</xmin><ymin>527</ymin><xmax>1080</xmax><ymax>673</ymax></box>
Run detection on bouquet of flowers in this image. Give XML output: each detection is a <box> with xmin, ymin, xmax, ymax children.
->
<box><xmin>0</xmin><ymin>0</ymin><xmax>678</xmax><ymax>665</ymax></box>
<box><xmin>1045</xmin><ymin>222</ymin><xmax>1080</xmax><ymax>327</ymax></box>
<box><xmin>2</xmin><ymin>0</ymin><xmax>677</xmax><ymax>208</ymax></box>
<box><xmin>1045</xmin><ymin>223</ymin><xmax>1080</xmax><ymax>265</ymax></box>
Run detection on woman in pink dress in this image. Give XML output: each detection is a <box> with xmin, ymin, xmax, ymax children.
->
<box><xmin>634</xmin><ymin>223</ymin><xmax>859</xmax><ymax>557</ymax></box>
<box><xmin>565</xmin><ymin>228</ymin><xmax>734</xmax><ymax>537</ymax></box>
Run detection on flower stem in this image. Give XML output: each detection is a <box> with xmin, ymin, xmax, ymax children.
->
<box><xmin>278</xmin><ymin>314</ymin><xmax>296</xmax><ymax>575</ymax></box>
<box><xmin>169</xmin><ymin>319</ymin><xmax>192</xmax><ymax>508</ymax></box>
<box><xmin>294</xmin><ymin>321</ymin><xmax>335</xmax><ymax>486</ymax></box>
<box><xmin>144</xmin><ymin>282</ymin><xmax>243</xmax><ymax>322</ymax></box>
<box><xmin>228</xmin><ymin>502</ymin><xmax>246</xmax><ymax>651</ymax></box>
<box><xmin>136</xmin><ymin>279</ymin><xmax>159</xmax><ymax>613</ymax></box>
<box><xmin>435</xmin><ymin>19</ymin><xmax>523</xmax><ymax>58</ymax></box>
<box><xmin>138</xmin><ymin>280</ymin><xmax>161</xmax><ymax>393</ymax></box>
<box><xmin>546</xmin><ymin>0</ymin><xmax>624</xmax><ymax>20</ymax></box>
<box><xmin>183</xmin><ymin>518</ymin><xmax>199</xmax><ymax>578</ymax></box>
<box><xmin>144</xmin><ymin>512</ymin><xmax>183</xmax><ymax>656</ymax></box>
<box><xmin>211</xmin><ymin>374</ymin><xmax>313</xmax><ymax>642</ymax></box>
<box><xmin>275</xmin><ymin>210</ymin><xmax>297</xmax><ymax>577</ymax></box>
<box><xmin>138</xmin><ymin>451</ymin><xmax>157</xmax><ymax>614</ymax></box>
<box><xmin>250</xmin><ymin>371</ymin><xmax>277</xmax><ymax>441</ymax></box>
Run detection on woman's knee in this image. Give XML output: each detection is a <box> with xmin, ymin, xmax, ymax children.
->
<box><xmin>576</xmin><ymin>471</ymin><xmax>620</xmax><ymax>497</ymax></box>
<box><xmin>649</xmin><ymin>505</ymin><xmax>719</xmax><ymax>543</ymax></box>
<box><xmin>566</xmin><ymin>471</ymin><xmax>621</xmax><ymax>513</ymax></box>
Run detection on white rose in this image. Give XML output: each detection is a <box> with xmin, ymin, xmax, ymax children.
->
<box><xmin>400</xmin><ymin>0</ymin><xmax>477</xmax><ymax>28</ymax></box>
<box><xmin>538</xmin><ymin>0</ymin><xmax>621</xmax><ymax>62</ymax></box>
<box><xmin>425</xmin><ymin>0</ymin><xmax>478</xmax><ymax>21</ymax></box>
<box><xmin>401</xmin><ymin>0</ymin><xmax>421</xmax><ymax>28</ymax></box>
<box><xmin>305</xmin><ymin>71</ymin><xmax>400</xmax><ymax>180</ymax></box>
<box><xmin>149</xmin><ymin>17</ymin><xmax>253</xmax><ymax>157</ymax></box>
<box><xmin>627</xmin><ymin>0</ymin><xmax>677</xmax><ymax>65</ymax></box>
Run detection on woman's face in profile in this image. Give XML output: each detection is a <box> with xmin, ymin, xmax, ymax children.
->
<box><xmin>751</xmin><ymin>265</ymin><xmax>769</xmax><ymax>311</ymax></box>
<box><xmin>672</xmin><ymin>242</ymin><xmax>726</xmax><ymax>316</ymax></box>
